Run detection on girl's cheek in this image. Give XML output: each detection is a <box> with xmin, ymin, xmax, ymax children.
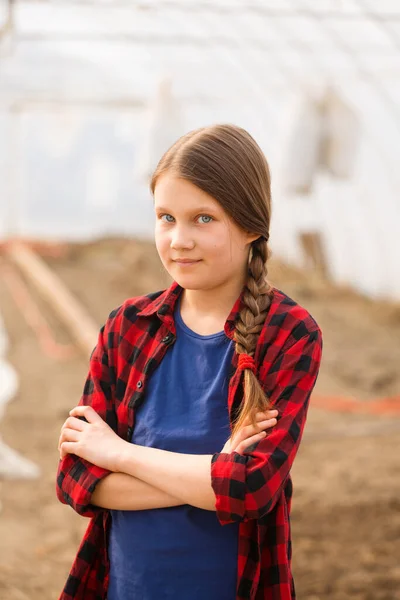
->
<box><xmin>155</xmin><ymin>235</ymin><xmax>168</xmax><ymax>253</ymax></box>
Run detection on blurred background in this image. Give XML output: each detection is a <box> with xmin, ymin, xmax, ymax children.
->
<box><xmin>0</xmin><ymin>1</ymin><xmax>399</xmax><ymax>598</ymax></box>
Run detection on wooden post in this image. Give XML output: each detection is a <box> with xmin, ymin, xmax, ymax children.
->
<box><xmin>5</xmin><ymin>242</ymin><xmax>99</xmax><ymax>356</ymax></box>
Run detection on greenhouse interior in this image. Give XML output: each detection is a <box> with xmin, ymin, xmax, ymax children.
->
<box><xmin>0</xmin><ymin>2</ymin><xmax>399</xmax><ymax>599</ymax></box>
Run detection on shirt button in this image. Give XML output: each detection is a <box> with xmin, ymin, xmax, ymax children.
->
<box><xmin>162</xmin><ymin>334</ymin><xmax>171</xmax><ymax>343</ymax></box>
<box><xmin>127</xmin><ymin>427</ymin><xmax>133</xmax><ymax>438</ymax></box>
<box><xmin>137</xmin><ymin>380</ymin><xmax>143</xmax><ymax>389</ymax></box>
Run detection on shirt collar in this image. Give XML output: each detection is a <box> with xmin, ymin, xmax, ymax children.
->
<box><xmin>136</xmin><ymin>279</ymin><xmax>246</xmax><ymax>341</ymax></box>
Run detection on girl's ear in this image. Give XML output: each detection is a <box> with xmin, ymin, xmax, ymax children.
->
<box><xmin>247</xmin><ymin>233</ymin><xmax>263</xmax><ymax>244</ymax></box>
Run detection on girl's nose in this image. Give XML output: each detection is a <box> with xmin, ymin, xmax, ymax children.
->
<box><xmin>170</xmin><ymin>231</ymin><xmax>195</xmax><ymax>250</ymax></box>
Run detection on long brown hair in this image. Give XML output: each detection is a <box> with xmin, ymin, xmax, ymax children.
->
<box><xmin>150</xmin><ymin>123</ymin><xmax>274</xmax><ymax>439</ymax></box>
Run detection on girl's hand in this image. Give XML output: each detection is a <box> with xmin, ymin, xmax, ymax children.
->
<box><xmin>221</xmin><ymin>409</ymin><xmax>278</xmax><ymax>455</ymax></box>
<box><xmin>58</xmin><ymin>405</ymin><xmax>127</xmax><ymax>472</ymax></box>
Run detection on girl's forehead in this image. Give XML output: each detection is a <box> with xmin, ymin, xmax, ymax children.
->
<box><xmin>154</xmin><ymin>176</ymin><xmax>225</xmax><ymax>214</ymax></box>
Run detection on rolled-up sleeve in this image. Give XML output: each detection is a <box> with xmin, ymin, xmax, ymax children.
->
<box><xmin>210</xmin><ymin>328</ymin><xmax>322</xmax><ymax>525</ymax></box>
<box><xmin>56</xmin><ymin>320</ymin><xmax>116</xmax><ymax>518</ymax></box>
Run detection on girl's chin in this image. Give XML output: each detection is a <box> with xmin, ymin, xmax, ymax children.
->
<box><xmin>171</xmin><ymin>271</ymin><xmax>211</xmax><ymax>289</ymax></box>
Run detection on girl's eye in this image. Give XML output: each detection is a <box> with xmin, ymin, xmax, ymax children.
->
<box><xmin>159</xmin><ymin>214</ymin><xmax>213</xmax><ymax>224</ymax></box>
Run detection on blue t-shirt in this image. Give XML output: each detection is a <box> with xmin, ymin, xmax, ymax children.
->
<box><xmin>107</xmin><ymin>294</ymin><xmax>240</xmax><ymax>600</ymax></box>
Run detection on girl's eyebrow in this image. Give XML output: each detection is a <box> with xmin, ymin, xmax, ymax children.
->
<box><xmin>155</xmin><ymin>205</ymin><xmax>217</xmax><ymax>214</ymax></box>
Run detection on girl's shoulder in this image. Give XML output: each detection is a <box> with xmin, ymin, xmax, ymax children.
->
<box><xmin>262</xmin><ymin>287</ymin><xmax>322</xmax><ymax>351</ymax></box>
<box><xmin>103</xmin><ymin>280</ymin><xmax>181</xmax><ymax>333</ymax></box>
<box><xmin>101</xmin><ymin>287</ymin><xmax>170</xmax><ymax>336</ymax></box>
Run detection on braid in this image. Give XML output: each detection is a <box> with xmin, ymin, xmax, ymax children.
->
<box><xmin>234</xmin><ymin>238</ymin><xmax>272</xmax><ymax>356</ymax></box>
<box><xmin>231</xmin><ymin>237</ymin><xmax>274</xmax><ymax>438</ymax></box>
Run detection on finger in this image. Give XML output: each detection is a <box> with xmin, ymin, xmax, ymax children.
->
<box><xmin>257</xmin><ymin>410</ymin><xmax>279</xmax><ymax>421</ymax></box>
<box><xmin>257</xmin><ymin>417</ymin><xmax>277</xmax><ymax>429</ymax></box>
<box><xmin>58</xmin><ymin>431</ymin><xmax>66</xmax><ymax>451</ymax></box>
<box><xmin>253</xmin><ymin>417</ymin><xmax>277</xmax><ymax>430</ymax></box>
<box><xmin>236</xmin><ymin>431</ymin><xmax>267</xmax><ymax>455</ymax></box>
<box><xmin>229</xmin><ymin>425</ymin><xmax>253</xmax><ymax>450</ymax></box>
<box><xmin>243</xmin><ymin>410</ymin><xmax>279</xmax><ymax>426</ymax></box>
<box><xmin>62</xmin><ymin>416</ymin><xmax>87</xmax><ymax>432</ymax></box>
<box><xmin>58</xmin><ymin>422</ymin><xmax>82</xmax><ymax>451</ymax></box>
<box><xmin>259</xmin><ymin>409</ymin><xmax>278</xmax><ymax>418</ymax></box>
<box><xmin>240</xmin><ymin>418</ymin><xmax>277</xmax><ymax>439</ymax></box>
<box><xmin>59</xmin><ymin>428</ymin><xmax>80</xmax><ymax>449</ymax></box>
<box><xmin>69</xmin><ymin>405</ymin><xmax>103</xmax><ymax>424</ymax></box>
<box><xmin>230</xmin><ymin>415</ymin><xmax>277</xmax><ymax>447</ymax></box>
<box><xmin>243</xmin><ymin>412</ymin><xmax>265</xmax><ymax>423</ymax></box>
<box><xmin>266</xmin><ymin>409</ymin><xmax>279</xmax><ymax>418</ymax></box>
<box><xmin>60</xmin><ymin>441</ymin><xmax>78</xmax><ymax>458</ymax></box>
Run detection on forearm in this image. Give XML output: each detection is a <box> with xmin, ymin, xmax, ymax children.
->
<box><xmin>91</xmin><ymin>472</ymin><xmax>185</xmax><ymax>510</ymax></box>
<box><xmin>118</xmin><ymin>444</ymin><xmax>216</xmax><ymax>512</ymax></box>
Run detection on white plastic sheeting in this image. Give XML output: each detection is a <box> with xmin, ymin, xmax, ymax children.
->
<box><xmin>133</xmin><ymin>76</ymin><xmax>186</xmax><ymax>183</ymax></box>
<box><xmin>0</xmin><ymin>1</ymin><xmax>399</xmax><ymax>300</ymax></box>
<box><xmin>0</xmin><ymin>311</ymin><xmax>40</xmax><ymax>480</ymax></box>
<box><xmin>279</xmin><ymin>85</ymin><xmax>360</xmax><ymax>194</ymax></box>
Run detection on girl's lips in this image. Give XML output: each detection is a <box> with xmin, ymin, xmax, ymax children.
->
<box><xmin>174</xmin><ymin>260</ymin><xmax>201</xmax><ymax>265</ymax></box>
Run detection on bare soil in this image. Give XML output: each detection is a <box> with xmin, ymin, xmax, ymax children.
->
<box><xmin>0</xmin><ymin>237</ymin><xmax>399</xmax><ymax>600</ymax></box>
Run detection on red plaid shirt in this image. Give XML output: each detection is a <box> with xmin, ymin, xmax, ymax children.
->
<box><xmin>56</xmin><ymin>279</ymin><xmax>322</xmax><ymax>600</ymax></box>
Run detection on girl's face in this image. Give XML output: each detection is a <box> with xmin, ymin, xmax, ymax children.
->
<box><xmin>153</xmin><ymin>173</ymin><xmax>259</xmax><ymax>292</ymax></box>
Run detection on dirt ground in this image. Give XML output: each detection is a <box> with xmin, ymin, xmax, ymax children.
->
<box><xmin>0</xmin><ymin>237</ymin><xmax>399</xmax><ymax>600</ymax></box>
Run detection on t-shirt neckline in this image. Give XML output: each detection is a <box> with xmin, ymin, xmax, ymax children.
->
<box><xmin>175</xmin><ymin>294</ymin><xmax>227</xmax><ymax>340</ymax></box>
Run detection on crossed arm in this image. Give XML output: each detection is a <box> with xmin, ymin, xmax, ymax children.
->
<box><xmin>91</xmin><ymin>472</ymin><xmax>190</xmax><ymax>511</ymax></box>
<box><xmin>90</xmin><ymin>442</ymin><xmax>216</xmax><ymax>512</ymax></box>
<box><xmin>56</xmin><ymin>323</ymin><xmax>322</xmax><ymax>522</ymax></box>
<box><xmin>59</xmin><ymin>405</ymin><xmax>277</xmax><ymax>513</ymax></box>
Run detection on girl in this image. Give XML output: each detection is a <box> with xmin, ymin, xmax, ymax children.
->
<box><xmin>57</xmin><ymin>123</ymin><xmax>323</xmax><ymax>600</ymax></box>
